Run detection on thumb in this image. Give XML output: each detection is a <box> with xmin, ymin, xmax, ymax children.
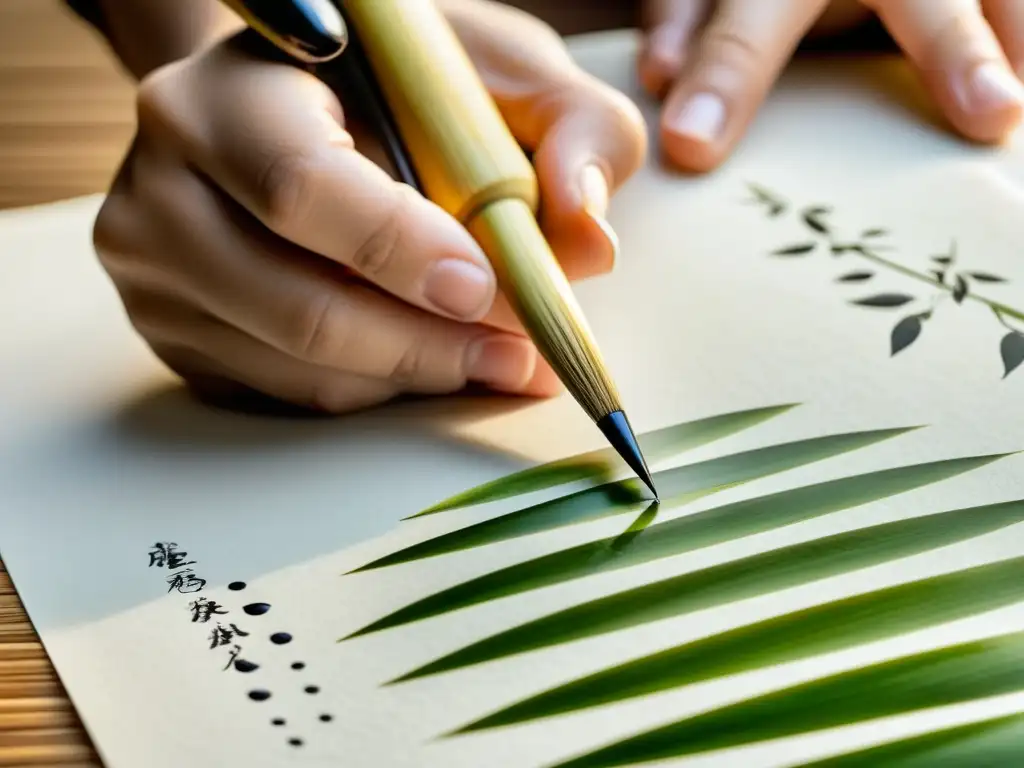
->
<box><xmin>442</xmin><ymin>0</ymin><xmax>648</xmax><ymax>282</ymax></box>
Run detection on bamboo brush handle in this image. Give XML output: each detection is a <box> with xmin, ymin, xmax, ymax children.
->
<box><xmin>340</xmin><ymin>0</ymin><xmax>538</xmax><ymax>224</ymax></box>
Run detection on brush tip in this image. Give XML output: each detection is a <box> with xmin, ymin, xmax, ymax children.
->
<box><xmin>596</xmin><ymin>410</ymin><xmax>659</xmax><ymax>500</ymax></box>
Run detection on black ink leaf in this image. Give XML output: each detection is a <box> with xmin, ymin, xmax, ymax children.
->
<box><xmin>771</xmin><ymin>243</ymin><xmax>817</xmax><ymax>256</ymax></box>
<box><xmin>968</xmin><ymin>272</ymin><xmax>1007</xmax><ymax>283</ymax></box>
<box><xmin>837</xmin><ymin>271</ymin><xmax>874</xmax><ymax>283</ymax></box>
<box><xmin>861</xmin><ymin>228</ymin><xmax>887</xmax><ymax>238</ymax></box>
<box><xmin>891</xmin><ymin>315</ymin><xmax>923</xmax><ymax>356</ymax></box>
<box><xmin>852</xmin><ymin>293</ymin><xmax>916</xmax><ymax>308</ymax></box>
<box><xmin>953</xmin><ymin>275</ymin><xmax>968</xmax><ymax>304</ymax></box>
<box><xmin>1000</xmin><ymin>332</ymin><xmax>1024</xmax><ymax>378</ymax></box>
<box><xmin>802</xmin><ymin>206</ymin><xmax>831</xmax><ymax>234</ymax></box>
<box><xmin>929</xmin><ymin>269</ymin><xmax>947</xmax><ymax>284</ymax></box>
<box><xmin>746</xmin><ymin>183</ymin><xmax>787</xmax><ymax>216</ymax></box>
<box><xmin>931</xmin><ymin>256</ymin><xmax>953</xmax><ymax>266</ymax></box>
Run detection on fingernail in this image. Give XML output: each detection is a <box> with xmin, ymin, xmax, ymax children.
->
<box><xmin>579</xmin><ymin>164</ymin><xmax>609</xmax><ymax>218</ymax></box>
<box><xmin>963</xmin><ymin>62</ymin><xmax>1024</xmax><ymax>112</ymax></box>
<box><xmin>668</xmin><ymin>92</ymin><xmax>726</xmax><ymax>142</ymax></box>
<box><xmin>423</xmin><ymin>259</ymin><xmax>494</xmax><ymax>320</ymax></box>
<box><xmin>466</xmin><ymin>335</ymin><xmax>536</xmax><ymax>391</ymax></box>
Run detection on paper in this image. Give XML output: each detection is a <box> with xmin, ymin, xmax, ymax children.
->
<box><xmin>2</xmin><ymin>29</ymin><xmax>1024</xmax><ymax>768</ymax></box>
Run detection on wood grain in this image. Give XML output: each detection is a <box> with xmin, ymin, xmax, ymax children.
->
<box><xmin>0</xmin><ymin>0</ymin><xmax>134</xmax><ymax>211</ymax></box>
<box><xmin>0</xmin><ymin>2</ymin><xmax>127</xmax><ymax>763</ymax></box>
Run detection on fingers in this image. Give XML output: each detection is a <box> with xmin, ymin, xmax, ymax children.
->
<box><xmin>984</xmin><ymin>0</ymin><xmax>1024</xmax><ymax>77</ymax></box>
<box><xmin>443</xmin><ymin>0</ymin><xmax>648</xmax><ymax>283</ymax></box>
<box><xmin>115</xmin><ymin>160</ymin><xmax>553</xmax><ymax>398</ymax></box>
<box><xmin>658</xmin><ymin>0</ymin><xmax>831</xmax><ymax>171</ymax></box>
<box><xmin>640</xmin><ymin>0</ymin><xmax>712</xmax><ymax>98</ymax></box>
<box><xmin>152</xmin><ymin>329</ymin><xmax>400</xmax><ymax>416</ymax></box>
<box><xmin>136</xmin><ymin>41</ymin><xmax>499</xmax><ymax>324</ymax></box>
<box><xmin>866</xmin><ymin>0</ymin><xmax>1024</xmax><ymax>143</ymax></box>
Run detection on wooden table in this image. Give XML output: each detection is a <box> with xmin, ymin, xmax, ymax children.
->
<box><xmin>0</xmin><ymin>1</ymin><xmax>133</xmax><ymax>763</ymax></box>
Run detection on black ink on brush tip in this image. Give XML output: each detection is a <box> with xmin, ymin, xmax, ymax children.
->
<box><xmin>243</xmin><ymin>602</ymin><xmax>271</xmax><ymax>616</ymax></box>
<box><xmin>270</xmin><ymin>632</ymin><xmax>293</xmax><ymax>645</ymax></box>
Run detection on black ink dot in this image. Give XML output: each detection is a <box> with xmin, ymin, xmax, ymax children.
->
<box><xmin>272</xmin><ymin>718</ymin><xmax>285</xmax><ymax>726</ymax></box>
<box><xmin>243</xmin><ymin>602</ymin><xmax>271</xmax><ymax>616</ymax></box>
<box><xmin>270</xmin><ymin>632</ymin><xmax>292</xmax><ymax>645</ymax></box>
<box><xmin>291</xmin><ymin>662</ymin><xmax>305</xmax><ymax>671</ymax></box>
<box><xmin>234</xmin><ymin>659</ymin><xmax>259</xmax><ymax>673</ymax></box>
<box><xmin>319</xmin><ymin>714</ymin><xmax>332</xmax><ymax>723</ymax></box>
<box><xmin>288</xmin><ymin>738</ymin><xmax>303</xmax><ymax>747</ymax></box>
<box><xmin>228</xmin><ymin>581</ymin><xmax>246</xmax><ymax>591</ymax></box>
<box><xmin>304</xmin><ymin>685</ymin><xmax>319</xmax><ymax>695</ymax></box>
<box><xmin>248</xmin><ymin>689</ymin><xmax>271</xmax><ymax>701</ymax></box>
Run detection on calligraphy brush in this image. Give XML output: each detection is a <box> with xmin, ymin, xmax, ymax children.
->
<box><xmin>220</xmin><ymin>0</ymin><xmax>659</xmax><ymax>501</ymax></box>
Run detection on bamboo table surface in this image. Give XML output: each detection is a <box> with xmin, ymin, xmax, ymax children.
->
<box><xmin>0</xmin><ymin>1</ymin><xmax>133</xmax><ymax>763</ymax></box>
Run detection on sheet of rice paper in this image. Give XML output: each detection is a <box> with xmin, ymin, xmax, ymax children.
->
<box><xmin>2</xmin><ymin>28</ymin><xmax>1024</xmax><ymax>768</ymax></box>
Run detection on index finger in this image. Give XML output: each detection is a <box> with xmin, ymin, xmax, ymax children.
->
<box><xmin>139</xmin><ymin>35</ymin><xmax>499</xmax><ymax>323</ymax></box>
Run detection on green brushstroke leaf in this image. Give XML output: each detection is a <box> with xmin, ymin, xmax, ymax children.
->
<box><xmin>547</xmin><ymin>631</ymin><xmax>1024</xmax><ymax>768</ymax></box>
<box><xmin>392</xmin><ymin>498</ymin><xmax>1024</xmax><ymax>681</ymax></box>
<box><xmin>360</xmin><ymin>455</ymin><xmax>997</xmax><ymax>648</ymax></box>
<box><xmin>799</xmin><ymin>712</ymin><xmax>1024</xmax><ymax>767</ymax></box>
<box><xmin>346</xmin><ymin>426</ymin><xmax>910</xmax><ymax>579</ymax></box>
<box><xmin>411</xmin><ymin>405</ymin><xmax>796</xmax><ymax>516</ymax></box>
<box><xmin>457</xmin><ymin>553</ymin><xmax>1024</xmax><ymax>732</ymax></box>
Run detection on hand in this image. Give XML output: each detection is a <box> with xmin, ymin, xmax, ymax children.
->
<box><xmin>640</xmin><ymin>0</ymin><xmax>1024</xmax><ymax>171</ymax></box>
<box><xmin>94</xmin><ymin>0</ymin><xmax>646</xmax><ymax>414</ymax></box>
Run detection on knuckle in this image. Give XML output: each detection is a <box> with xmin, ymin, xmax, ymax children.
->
<box><xmin>699</xmin><ymin>28</ymin><xmax>769</xmax><ymax>75</ymax></box>
<box><xmin>350</xmin><ymin>194</ymin><xmax>404</xmax><ymax>278</ymax></box>
<box><xmin>254</xmin><ymin>150</ymin><xmax>319</xmax><ymax>233</ymax></box>
<box><xmin>295</xmin><ymin>291</ymin><xmax>348</xmax><ymax>366</ymax></box>
<box><xmin>387</xmin><ymin>341</ymin><xmax>427</xmax><ymax>388</ymax></box>
<box><xmin>135</xmin><ymin>61</ymin><xmax>187</xmax><ymax>134</ymax></box>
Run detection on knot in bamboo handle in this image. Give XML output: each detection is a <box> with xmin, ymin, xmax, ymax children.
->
<box><xmin>342</xmin><ymin>0</ymin><xmax>539</xmax><ymax>224</ymax></box>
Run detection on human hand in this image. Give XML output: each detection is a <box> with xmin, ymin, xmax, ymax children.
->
<box><xmin>94</xmin><ymin>0</ymin><xmax>646</xmax><ymax>414</ymax></box>
<box><xmin>640</xmin><ymin>0</ymin><xmax>1024</xmax><ymax>171</ymax></box>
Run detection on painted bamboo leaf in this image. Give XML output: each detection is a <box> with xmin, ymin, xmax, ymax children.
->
<box><xmin>389</xmin><ymin>499</ymin><xmax>1024</xmax><ymax>681</ymax></box>
<box><xmin>799</xmin><ymin>712</ymin><xmax>1024</xmax><ymax>767</ymax></box>
<box><xmin>967</xmin><ymin>272</ymin><xmax>1007</xmax><ymax>284</ymax></box>
<box><xmin>411</xmin><ymin>405</ymin><xmax>795</xmax><ymax>517</ymax></box>
<box><xmin>746</xmin><ymin>182</ymin><xmax>787</xmax><ymax>216</ymax></box>
<box><xmin>547</xmin><ymin>631</ymin><xmax>1024</xmax><ymax>768</ymax></box>
<box><xmin>802</xmin><ymin>206</ymin><xmax>831</xmax><ymax>234</ymax></box>
<box><xmin>953</xmin><ymin>274</ymin><xmax>969</xmax><ymax>303</ymax></box>
<box><xmin>861</xmin><ymin>228</ymin><xmax>887</xmax><ymax>238</ymax></box>
<box><xmin>357</xmin><ymin>456</ymin><xmax>999</xmax><ymax>645</ymax></box>
<box><xmin>852</xmin><ymin>294</ymin><xmax>915</xmax><ymax>308</ymax></box>
<box><xmin>1001</xmin><ymin>332</ymin><xmax>1024</xmax><ymax>378</ymax></box>
<box><xmin>837</xmin><ymin>271</ymin><xmax>873</xmax><ymax>283</ymax></box>
<box><xmin>456</xmin><ymin>554</ymin><xmax>1024</xmax><ymax>733</ymax></box>
<box><xmin>348</xmin><ymin>428</ymin><xmax>912</xmax><ymax>576</ymax></box>
<box><xmin>772</xmin><ymin>243</ymin><xmax>817</xmax><ymax>256</ymax></box>
<box><xmin>891</xmin><ymin>315</ymin><xmax>923</xmax><ymax>356</ymax></box>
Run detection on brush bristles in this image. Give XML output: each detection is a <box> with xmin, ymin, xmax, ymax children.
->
<box><xmin>468</xmin><ymin>199</ymin><xmax>621</xmax><ymax>422</ymax></box>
